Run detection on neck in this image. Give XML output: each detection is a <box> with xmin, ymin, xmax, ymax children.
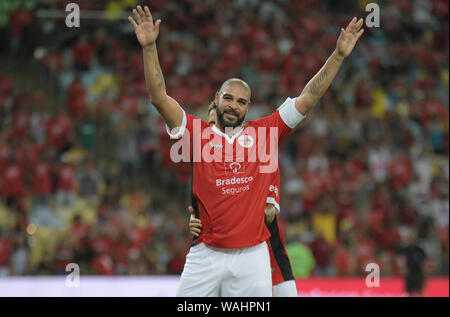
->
<box><xmin>215</xmin><ymin>121</ymin><xmax>243</xmax><ymax>137</ymax></box>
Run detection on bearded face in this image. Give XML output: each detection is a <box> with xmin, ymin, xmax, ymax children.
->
<box><xmin>215</xmin><ymin>84</ymin><xmax>250</xmax><ymax>129</ymax></box>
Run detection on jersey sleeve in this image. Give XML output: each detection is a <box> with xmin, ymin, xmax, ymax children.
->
<box><xmin>265</xmin><ymin>170</ymin><xmax>280</xmax><ymax>213</ymax></box>
<box><xmin>277</xmin><ymin>97</ymin><xmax>306</xmax><ymax>129</ymax></box>
<box><xmin>266</xmin><ymin>185</ymin><xmax>280</xmax><ymax>214</ymax></box>
<box><xmin>254</xmin><ymin>97</ymin><xmax>306</xmax><ymax>144</ymax></box>
<box><xmin>165</xmin><ymin>112</ymin><xmax>206</xmax><ymax>162</ymax></box>
<box><xmin>165</xmin><ymin>110</ymin><xmax>188</xmax><ymax>139</ymax></box>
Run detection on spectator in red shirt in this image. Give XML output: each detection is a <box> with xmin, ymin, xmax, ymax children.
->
<box><xmin>9</xmin><ymin>7</ymin><xmax>33</xmax><ymax>54</ymax></box>
<box><xmin>0</xmin><ymin>229</ymin><xmax>12</xmax><ymax>276</ymax></box>
<box><xmin>71</xmin><ymin>34</ymin><xmax>96</xmax><ymax>71</ymax></box>
<box><xmin>53</xmin><ymin>236</ymin><xmax>76</xmax><ymax>274</ymax></box>
<box><xmin>310</xmin><ymin>231</ymin><xmax>334</xmax><ymax>276</ymax></box>
<box><xmin>55</xmin><ymin>161</ymin><xmax>76</xmax><ymax>207</ymax></box>
<box><xmin>388</xmin><ymin>151</ymin><xmax>413</xmax><ymax>190</ymax></box>
<box><xmin>31</xmin><ymin>150</ymin><xmax>55</xmax><ymax>207</ymax></box>
<box><xmin>0</xmin><ymin>139</ymin><xmax>12</xmax><ymax>174</ymax></box>
<box><xmin>66</xmin><ymin>76</ymin><xmax>87</xmax><ymax>119</ymax></box>
<box><xmin>11</xmin><ymin>106</ymin><xmax>31</xmax><ymax>139</ymax></box>
<box><xmin>89</xmin><ymin>224</ymin><xmax>115</xmax><ymax>275</ymax></box>
<box><xmin>46</xmin><ymin>108</ymin><xmax>74</xmax><ymax>153</ymax></box>
<box><xmin>0</xmin><ymin>156</ymin><xmax>25</xmax><ymax>209</ymax></box>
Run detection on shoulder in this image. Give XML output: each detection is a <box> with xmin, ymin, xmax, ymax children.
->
<box><xmin>247</xmin><ymin>111</ymin><xmax>283</xmax><ymax>127</ymax></box>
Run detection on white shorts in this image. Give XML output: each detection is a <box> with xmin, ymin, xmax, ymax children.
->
<box><xmin>273</xmin><ymin>280</ymin><xmax>298</xmax><ymax>297</ymax></box>
<box><xmin>176</xmin><ymin>242</ymin><xmax>272</xmax><ymax>297</ymax></box>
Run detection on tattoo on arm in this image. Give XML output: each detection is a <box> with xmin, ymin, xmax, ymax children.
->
<box><xmin>309</xmin><ymin>69</ymin><xmax>328</xmax><ymax>98</ymax></box>
<box><xmin>154</xmin><ymin>61</ymin><xmax>166</xmax><ymax>90</ymax></box>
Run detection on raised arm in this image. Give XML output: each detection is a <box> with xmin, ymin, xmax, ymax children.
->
<box><xmin>295</xmin><ymin>17</ymin><xmax>364</xmax><ymax>115</ymax></box>
<box><xmin>128</xmin><ymin>5</ymin><xmax>183</xmax><ymax>130</ymax></box>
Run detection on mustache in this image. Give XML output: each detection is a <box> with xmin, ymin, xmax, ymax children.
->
<box><xmin>222</xmin><ymin>109</ymin><xmax>239</xmax><ymax>116</ymax></box>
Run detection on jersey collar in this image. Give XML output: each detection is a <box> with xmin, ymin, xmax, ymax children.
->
<box><xmin>211</xmin><ymin>124</ymin><xmax>245</xmax><ymax>144</ymax></box>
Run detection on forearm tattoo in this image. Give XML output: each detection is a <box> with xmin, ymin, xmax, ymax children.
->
<box><xmin>309</xmin><ymin>69</ymin><xmax>329</xmax><ymax>98</ymax></box>
<box><xmin>154</xmin><ymin>61</ymin><xmax>166</xmax><ymax>90</ymax></box>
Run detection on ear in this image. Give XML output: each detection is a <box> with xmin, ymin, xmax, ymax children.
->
<box><xmin>215</xmin><ymin>92</ymin><xmax>220</xmax><ymax>105</ymax></box>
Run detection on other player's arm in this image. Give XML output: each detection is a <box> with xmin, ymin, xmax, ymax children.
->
<box><xmin>128</xmin><ymin>5</ymin><xmax>183</xmax><ymax>130</ymax></box>
<box><xmin>188</xmin><ymin>206</ymin><xmax>202</xmax><ymax>237</ymax></box>
<box><xmin>265</xmin><ymin>204</ymin><xmax>277</xmax><ymax>224</ymax></box>
<box><xmin>265</xmin><ymin>183</ymin><xmax>280</xmax><ymax>224</ymax></box>
<box><xmin>295</xmin><ymin>17</ymin><xmax>364</xmax><ymax>116</ymax></box>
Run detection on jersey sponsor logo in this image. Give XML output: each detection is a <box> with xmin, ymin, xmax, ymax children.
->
<box><xmin>216</xmin><ymin>176</ymin><xmax>254</xmax><ymax>195</ymax></box>
<box><xmin>229</xmin><ymin>162</ymin><xmax>241</xmax><ymax>174</ymax></box>
<box><xmin>221</xmin><ymin>185</ymin><xmax>250</xmax><ymax>195</ymax></box>
<box><xmin>225</xmin><ymin>161</ymin><xmax>246</xmax><ymax>175</ymax></box>
<box><xmin>216</xmin><ymin>176</ymin><xmax>253</xmax><ymax>186</ymax></box>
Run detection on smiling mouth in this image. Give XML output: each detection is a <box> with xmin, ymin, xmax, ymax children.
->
<box><xmin>225</xmin><ymin>112</ymin><xmax>238</xmax><ymax>120</ymax></box>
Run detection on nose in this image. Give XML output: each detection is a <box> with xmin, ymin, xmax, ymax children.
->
<box><xmin>228</xmin><ymin>100</ymin><xmax>239</xmax><ymax>112</ymax></box>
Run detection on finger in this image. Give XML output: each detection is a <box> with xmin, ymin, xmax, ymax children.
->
<box><xmin>190</xmin><ymin>220</ymin><xmax>202</xmax><ymax>227</ymax></box>
<box><xmin>190</xmin><ymin>230</ymin><xmax>198</xmax><ymax>237</ymax></box>
<box><xmin>144</xmin><ymin>6</ymin><xmax>153</xmax><ymax>21</ymax></box>
<box><xmin>188</xmin><ymin>206</ymin><xmax>194</xmax><ymax>215</ymax></box>
<box><xmin>133</xmin><ymin>9</ymin><xmax>142</xmax><ymax>24</ymax></box>
<box><xmin>137</xmin><ymin>5</ymin><xmax>146</xmax><ymax>19</ymax></box>
<box><xmin>190</xmin><ymin>228</ymin><xmax>201</xmax><ymax>235</ymax></box>
<box><xmin>128</xmin><ymin>16</ymin><xmax>138</xmax><ymax>30</ymax></box>
<box><xmin>354</xmin><ymin>18</ymin><xmax>364</xmax><ymax>33</ymax></box>
<box><xmin>345</xmin><ymin>17</ymin><xmax>357</xmax><ymax>32</ymax></box>
<box><xmin>350</xmin><ymin>17</ymin><xmax>360</xmax><ymax>33</ymax></box>
<box><xmin>356</xmin><ymin>28</ymin><xmax>364</xmax><ymax>40</ymax></box>
<box><xmin>190</xmin><ymin>227</ymin><xmax>201</xmax><ymax>233</ymax></box>
<box><xmin>154</xmin><ymin>19</ymin><xmax>161</xmax><ymax>33</ymax></box>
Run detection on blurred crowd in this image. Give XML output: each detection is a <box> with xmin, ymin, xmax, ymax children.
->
<box><xmin>0</xmin><ymin>0</ymin><xmax>448</xmax><ymax>281</ymax></box>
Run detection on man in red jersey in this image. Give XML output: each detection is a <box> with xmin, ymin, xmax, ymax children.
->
<box><xmin>129</xmin><ymin>5</ymin><xmax>363</xmax><ymax>296</ymax></box>
<box><xmin>188</xmin><ymin>104</ymin><xmax>298</xmax><ymax>296</ymax></box>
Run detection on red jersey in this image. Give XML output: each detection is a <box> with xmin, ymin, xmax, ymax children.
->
<box><xmin>57</xmin><ymin>163</ymin><xmax>76</xmax><ymax>192</ymax></box>
<box><xmin>168</xmin><ymin>98</ymin><xmax>305</xmax><ymax>249</ymax></box>
<box><xmin>0</xmin><ymin>163</ymin><xmax>25</xmax><ymax>197</ymax></box>
<box><xmin>32</xmin><ymin>161</ymin><xmax>53</xmax><ymax>195</ymax></box>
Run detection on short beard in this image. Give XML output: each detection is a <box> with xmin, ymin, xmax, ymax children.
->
<box><xmin>217</xmin><ymin>108</ymin><xmax>245</xmax><ymax>129</ymax></box>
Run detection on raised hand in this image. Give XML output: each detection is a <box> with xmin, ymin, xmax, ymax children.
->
<box><xmin>128</xmin><ymin>5</ymin><xmax>161</xmax><ymax>48</ymax></box>
<box><xmin>336</xmin><ymin>17</ymin><xmax>364</xmax><ymax>58</ymax></box>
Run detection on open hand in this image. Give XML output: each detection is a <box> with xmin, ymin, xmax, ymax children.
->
<box><xmin>128</xmin><ymin>5</ymin><xmax>161</xmax><ymax>48</ymax></box>
<box><xmin>336</xmin><ymin>17</ymin><xmax>364</xmax><ymax>58</ymax></box>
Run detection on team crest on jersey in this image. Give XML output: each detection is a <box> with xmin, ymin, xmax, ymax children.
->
<box><xmin>237</xmin><ymin>134</ymin><xmax>254</xmax><ymax>148</ymax></box>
